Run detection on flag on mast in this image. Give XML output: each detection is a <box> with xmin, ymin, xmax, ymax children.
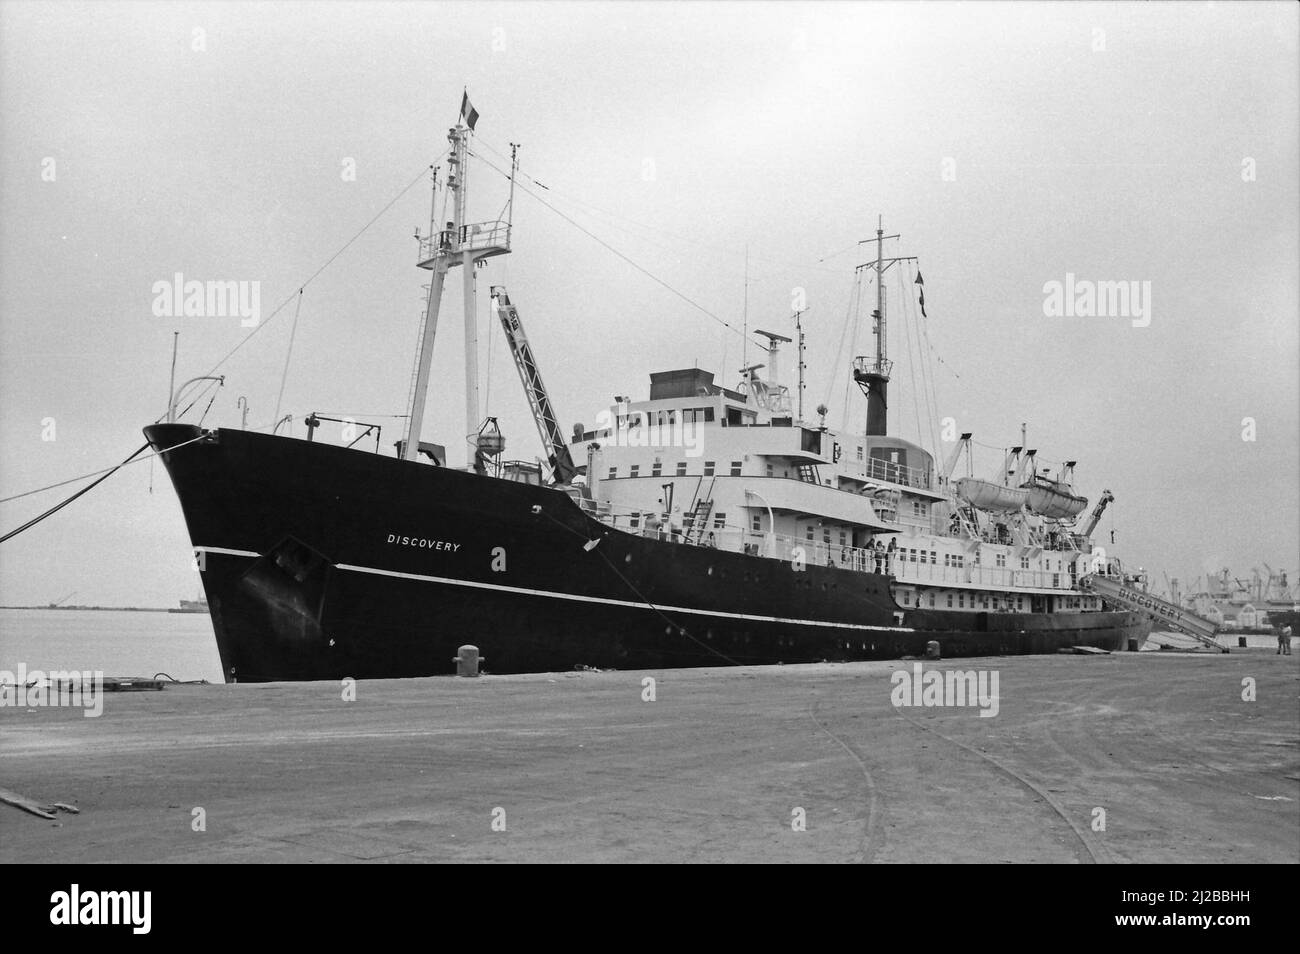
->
<box><xmin>915</xmin><ymin>269</ymin><xmax>927</xmax><ymax>317</ymax></box>
<box><xmin>460</xmin><ymin>91</ymin><xmax>479</xmax><ymax>131</ymax></box>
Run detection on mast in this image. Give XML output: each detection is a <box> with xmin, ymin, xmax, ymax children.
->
<box><xmin>852</xmin><ymin>216</ymin><xmax>915</xmax><ymax>437</ymax></box>
<box><xmin>795</xmin><ymin>308</ymin><xmax>805</xmax><ymax>421</ymax></box>
<box><xmin>404</xmin><ymin>96</ymin><xmax>510</xmax><ymax>464</ymax></box>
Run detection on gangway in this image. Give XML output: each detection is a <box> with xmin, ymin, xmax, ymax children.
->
<box><xmin>1081</xmin><ymin>574</ymin><xmax>1225</xmax><ymax>651</ymax></box>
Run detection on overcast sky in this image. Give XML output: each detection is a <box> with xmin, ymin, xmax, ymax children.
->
<box><xmin>1</xmin><ymin>0</ymin><xmax>1296</xmax><ymax>606</ymax></box>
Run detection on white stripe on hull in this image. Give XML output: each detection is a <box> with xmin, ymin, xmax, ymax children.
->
<box><xmin>194</xmin><ymin>545</ymin><xmax>915</xmax><ymax>633</ymax></box>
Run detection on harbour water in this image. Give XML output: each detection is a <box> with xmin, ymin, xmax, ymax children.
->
<box><xmin>0</xmin><ymin>608</ymin><xmax>223</xmax><ymax>683</ymax></box>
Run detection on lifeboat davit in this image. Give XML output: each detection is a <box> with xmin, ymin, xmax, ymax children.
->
<box><xmin>955</xmin><ymin>478</ymin><xmax>1029</xmax><ymax>513</ymax></box>
<box><xmin>1022</xmin><ymin>478</ymin><xmax>1088</xmax><ymax>519</ymax></box>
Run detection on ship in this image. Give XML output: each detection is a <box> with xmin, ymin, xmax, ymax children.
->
<box><xmin>169</xmin><ymin>597</ymin><xmax>209</xmax><ymax>614</ymax></box>
<box><xmin>145</xmin><ymin>97</ymin><xmax>1152</xmax><ymax>682</ymax></box>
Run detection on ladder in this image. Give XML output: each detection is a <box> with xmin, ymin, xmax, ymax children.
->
<box><xmin>683</xmin><ymin>477</ymin><xmax>716</xmax><ymax>544</ymax></box>
<box><xmin>1081</xmin><ymin>574</ymin><xmax>1224</xmax><ymax>650</ymax></box>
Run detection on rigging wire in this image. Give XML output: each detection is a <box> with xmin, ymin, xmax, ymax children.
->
<box><xmin>2</xmin><ymin>158</ymin><xmax>445</xmax><ymax>536</ymax></box>
<box><xmin>0</xmin><ymin>432</ymin><xmax>216</xmax><ymax>508</ymax></box>
<box><xmin>273</xmin><ymin>289</ymin><xmax>304</xmax><ymax>428</ymax></box>
<box><xmin>191</xmin><ymin>158</ymin><xmax>445</xmax><ymax>388</ymax></box>
<box><xmin>898</xmin><ymin>266</ymin><xmax>925</xmax><ymax>454</ymax></box>
<box><xmin>906</xmin><ymin>261</ymin><xmax>940</xmax><ymax>460</ymax></box>
<box><xmin>0</xmin><ymin>431</ymin><xmax>214</xmax><ymax>543</ymax></box>
<box><xmin>822</xmin><ymin>270</ymin><xmax>859</xmax><ymax>418</ymax></box>
<box><xmin>472</xmin><ymin>135</ymin><xmax>851</xmax><ymax>279</ymax></box>
<box><xmin>472</xmin><ymin>150</ymin><xmax>764</xmax><ymax>350</ymax></box>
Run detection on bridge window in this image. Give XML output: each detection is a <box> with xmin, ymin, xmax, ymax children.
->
<box><xmin>676</xmin><ymin>461</ymin><xmax>687</xmax><ymax>476</ymax></box>
<box><xmin>651</xmin><ymin>462</ymin><xmax>662</xmax><ymax>477</ymax></box>
<box><xmin>751</xmin><ymin>513</ymin><xmax>762</xmax><ymax>532</ymax></box>
<box><xmin>996</xmin><ymin>553</ymin><xmax>1006</xmax><ymax>567</ymax></box>
<box><xmin>630</xmin><ymin>513</ymin><xmax>641</xmax><ymax>529</ymax></box>
<box><xmin>730</xmin><ymin>461</ymin><xmax>742</xmax><ymax>476</ymax></box>
<box><xmin>805</xmin><ymin>525</ymin><xmax>814</xmax><ymax>541</ymax></box>
<box><xmin>704</xmin><ymin>461</ymin><xmax>715</xmax><ymax>476</ymax></box>
<box><xmin>1020</xmin><ymin>557</ymin><xmax>1030</xmax><ymax>569</ymax></box>
<box><xmin>946</xmin><ymin>593</ymin><xmax>953</xmax><ymax>607</ymax></box>
<box><xmin>713</xmin><ymin>513</ymin><xmax>726</xmax><ymax>529</ymax></box>
<box><xmin>608</xmin><ymin>466</ymin><xmax>617</xmax><ymax>479</ymax></box>
<box><xmin>930</xmin><ymin>550</ymin><xmax>937</xmax><ymax>564</ymax></box>
<box><xmin>630</xmin><ymin>464</ymin><xmax>640</xmax><ymax>478</ymax></box>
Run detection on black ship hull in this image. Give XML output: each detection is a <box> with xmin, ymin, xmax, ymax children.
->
<box><xmin>145</xmin><ymin>424</ymin><xmax>1152</xmax><ymax>682</ymax></box>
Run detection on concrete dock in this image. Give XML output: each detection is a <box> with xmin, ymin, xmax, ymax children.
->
<box><xmin>2</xmin><ymin>651</ymin><xmax>1297</xmax><ymax>863</ymax></box>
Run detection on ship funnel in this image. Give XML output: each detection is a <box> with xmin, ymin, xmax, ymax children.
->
<box><xmin>852</xmin><ymin>351</ymin><xmax>893</xmax><ymax>436</ymax></box>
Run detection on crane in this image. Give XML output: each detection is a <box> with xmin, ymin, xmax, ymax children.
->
<box><xmin>939</xmin><ymin>433</ymin><xmax>972</xmax><ymax>484</ymax></box>
<box><xmin>1080</xmin><ymin>489</ymin><xmax>1114</xmax><ymax>539</ymax></box>
<box><xmin>488</xmin><ymin>286</ymin><xmax>578</xmax><ymax>485</ymax></box>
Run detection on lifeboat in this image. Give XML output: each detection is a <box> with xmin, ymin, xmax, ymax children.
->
<box><xmin>955</xmin><ymin>477</ymin><xmax>1028</xmax><ymax>513</ymax></box>
<box><xmin>1021</xmin><ymin>477</ymin><xmax>1088</xmax><ymax>519</ymax></box>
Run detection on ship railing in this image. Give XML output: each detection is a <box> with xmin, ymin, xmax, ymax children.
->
<box><xmin>841</xmin><ymin>456</ymin><xmax>933</xmax><ymax>490</ymax></box>
<box><xmin>417</xmin><ymin>220</ymin><xmax>512</xmax><ymax>263</ymax></box>
<box><xmin>581</xmin><ymin>502</ymin><xmax>890</xmax><ymax>572</ymax></box>
<box><xmin>892</xmin><ymin>561</ymin><xmax>1069</xmax><ymax>590</ymax></box>
<box><xmin>460</xmin><ymin>220</ymin><xmax>511</xmax><ymax>253</ymax></box>
<box><xmin>853</xmin><ymin>356</ymin><xmax>894</xmax><ymax>379</ymax></box>
<box><xmin>748</xmin><ymin>531</ymin><xmax>889</xmax><ymax>574</ymax></box>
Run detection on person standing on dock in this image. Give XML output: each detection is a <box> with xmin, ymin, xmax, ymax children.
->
<box><xmin>1280</xmin><ymin>624</ymin><xmax>1293</xmax><ymax>655</ymax></box>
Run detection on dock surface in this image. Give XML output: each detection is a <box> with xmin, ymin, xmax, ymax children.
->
<box><xmin>2</xmin><ymin>652</ymin><xmax>1297</xmax><ymax>863</ymax></box>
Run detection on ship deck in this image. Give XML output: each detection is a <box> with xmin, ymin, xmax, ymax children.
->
<box><xmin>2</xmin><ymin>650</ymin><xmax>1296</xmax><ymax>863</ymax></box>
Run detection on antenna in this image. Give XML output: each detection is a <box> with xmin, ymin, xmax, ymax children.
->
<box><xmin>742</xmin><ymin>245</ymin><xmax>749</xmax><ymax>373</ymax></box>
<box><xmin>795</xmin><ymin>310</ymin><xmax>806</xmax><ymax>421</ymax></box>
<box><xmin>507</xmin><ymin>143</ymin><xmax>519</xmax><ymax>231</ymax></box>
<box><xmin>166</xmin><ymin>331</ymin><xmax>179</xmax><ymax>423</ymax></box>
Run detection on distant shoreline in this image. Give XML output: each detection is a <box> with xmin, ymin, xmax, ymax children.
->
<box><xmin>0</xmin><ymin>605</ymin><xmax>183</xmax><ymax>614</ymax></box>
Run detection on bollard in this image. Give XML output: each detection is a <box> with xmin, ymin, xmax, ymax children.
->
<box><xmin>453</xmin><ymin>644</ymin><xmax>483</xmax><ymax>677</ymax></box>
<box><xmin>925</xmin><ymin>640</ymin><xmax>941</xmax><ymax>660</ymax></box>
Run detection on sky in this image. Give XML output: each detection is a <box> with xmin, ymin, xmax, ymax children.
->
<box><xmin>1</xmin><ymin>0</ymin><xmax>1296</xmax><ymax>606</ymax></box>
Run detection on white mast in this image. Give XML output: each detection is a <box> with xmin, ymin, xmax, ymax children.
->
<box><xmin>404</xmin><ymin>98</ymin><xmax>510</xmax><ymax>464</ymax></box>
